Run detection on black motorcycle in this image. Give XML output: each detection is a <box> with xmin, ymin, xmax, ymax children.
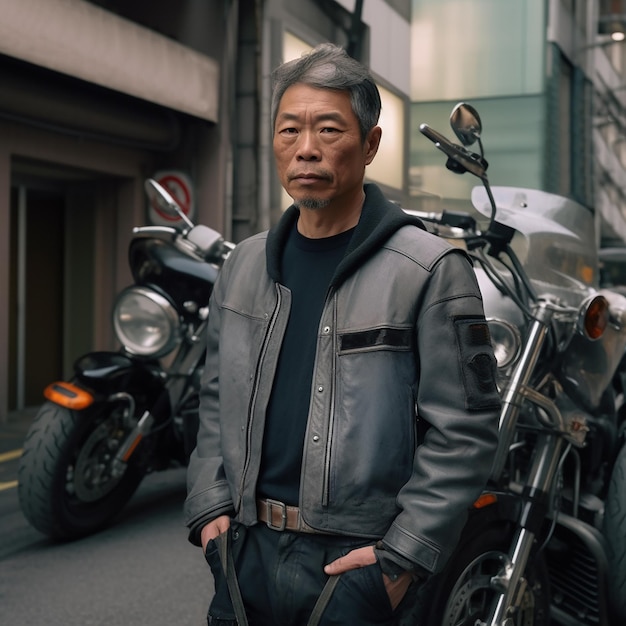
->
<box><xmin>18</xmin><ymin>179</ymin><xmax>234</xmax><ymax>540</ymax></box>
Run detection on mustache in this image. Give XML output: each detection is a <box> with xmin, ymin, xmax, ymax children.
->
<box><xmin>286</xmin><ymin>169</ymin><xmax>332</xmax><ymax>181</ymax></box>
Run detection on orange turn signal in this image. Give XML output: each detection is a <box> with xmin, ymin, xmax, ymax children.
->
<box><xmin>583</xmin><ymin>295</ymin><xmax>609</xmax><ymax>340</ymax></box>
<box><xmin>44</xmin><ymin>382</ymin><xmax>95</xmax><ymax>410</ymax></box>
<box><xmin>473</xmin><ymin>492</ymin><xmax>498</xmax><ymax>509</ymax></box>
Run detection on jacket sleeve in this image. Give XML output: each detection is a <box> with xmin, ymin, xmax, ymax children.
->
<box><xmin>184</xmin><ymin>258</ymin><xmax>236</xmax><ymax>546</ymax></box>
<box><xmin>381</xmin><ymin>249</ymin><xmax>501</xmax><ymax>575</ymax></box>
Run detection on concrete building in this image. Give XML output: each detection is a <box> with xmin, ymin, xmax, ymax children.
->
<box><xmin>0</xmin><ymin>0</ymin><xmax>412</xmax><ymax>420</ymax></box>
<box><xmin>409</xmin><ymin>0</ymin><xmax>626</xmax><ymax>252</ymax></box>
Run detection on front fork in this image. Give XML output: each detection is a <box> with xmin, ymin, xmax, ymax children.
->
<box><xmin>111</xmin><ymin>406</ymin><xmax>155</xmax><ymax>478</ymax></box>
<box><xmin>109</xmin><ymin>383</ymin><xmax>184</xmax><ymax>477</ymax></box>
<box><xmin>485</xmin><ymin>425</ymin><xmax>565</xmax><ymax>625</ymax></box>
<box><xmin>483</xmin><ymin>301</ymin><xmax>569</xmax><ymax>626</ymax></box>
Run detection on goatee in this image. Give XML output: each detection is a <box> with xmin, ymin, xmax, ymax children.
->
<box><xmin>294</xmin><ymin>197</ymin><xmax>330</xmax><ymax>210</ymax></box>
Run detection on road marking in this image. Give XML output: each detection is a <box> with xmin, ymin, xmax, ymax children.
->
<box><xmin>0</xmin><ymin>450</ymin><xmax>21</xmax><ymax>491</ymax></box>
<box><xmin>0</xmin><ymin>449</ymin><xmax>22</xmax><ymax>463</ymax></box>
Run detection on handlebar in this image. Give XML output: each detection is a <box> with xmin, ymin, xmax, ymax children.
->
<box><xmin>133</xmin><ymin>223</ymin><xmax>234</xmax><ymax>265</ymax></box>
<box><xmin>404</xmin><ymin>208</ymin><xmax>478</xmax><ymax>233</ymax></box>
<box><xmin>419</xmin><ymin>123</ymin><xmax>488</xmax><ymax>180</ymax></box>
<box><xmin>133</xmin><ymin>226</ymin><xmax>179</xmax><ymax>237</ymax></box>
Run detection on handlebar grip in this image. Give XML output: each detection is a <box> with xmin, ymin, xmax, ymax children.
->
<box><xmin>133</xmin><ymin>226</ymin><xmax>178</xmax><ymax>236</ymax></box>
<box><xmin>419</xmin><ymin>123</ymin><xmax>452</xmax><ymax>147</ymax></box>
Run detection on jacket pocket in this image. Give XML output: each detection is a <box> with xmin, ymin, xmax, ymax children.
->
<box><xmin>327</xmin><ymin>349</ymin><xmax>416</xmax><ymax>514</ymax></box>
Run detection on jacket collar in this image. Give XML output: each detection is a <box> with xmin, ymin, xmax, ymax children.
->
<box><xmin>266</xmin><ymin>183</ymin><xmax>425</xmax><ymax>287</ymax></box>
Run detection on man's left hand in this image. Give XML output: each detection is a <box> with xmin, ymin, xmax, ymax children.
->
<box><xmin>324</xmin><ymin>545</ymin><xmax>413</xmax><ymax>610</ymax></box>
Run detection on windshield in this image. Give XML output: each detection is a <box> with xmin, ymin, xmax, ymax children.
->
<box><xmin>471</xmin><ymin>186</ymin><xmax>598</xmax><ymax>298</ymax></box>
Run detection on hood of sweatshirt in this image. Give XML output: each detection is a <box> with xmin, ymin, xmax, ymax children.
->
<box><xmin>266</xmin><ymin>183</ymin><xmax>425</xmax><ymax>288</ymax></box>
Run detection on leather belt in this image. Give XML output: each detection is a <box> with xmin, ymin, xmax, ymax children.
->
<box><xmin>257</xmin><ymin>497</ymin><xmax>322</xmax><ymax>534</ymax></box>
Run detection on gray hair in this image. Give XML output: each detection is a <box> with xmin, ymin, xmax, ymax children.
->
<box><xmin>270</xmin><ymin>43</ymin><xmax>381</xmax><ymax>141</ymax></box>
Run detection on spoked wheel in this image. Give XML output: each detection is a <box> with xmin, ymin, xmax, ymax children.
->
<box><xmin>18</xmin><ymin>401</ymin><xmax>149</xmax><ymax>540</ymax></box>
<box><xmin>604</xmin><ymin>442</ymin><xmax>626</xmax><ymax>621</ymax></box>
<box><xmin>424</xmin><ymin>524</ymin><xmax>550</xmax><ymax>626</ymax></box>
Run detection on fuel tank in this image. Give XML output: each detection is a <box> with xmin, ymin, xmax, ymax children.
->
<box><xmin>128</xmin><ymin>237</ymin><xmax>219</xmax><ymax>309</ymax></box>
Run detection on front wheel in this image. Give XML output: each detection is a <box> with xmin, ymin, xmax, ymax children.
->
<box><xmin>420</xmin><ymin>524</ymin><xmax>551</xmax><ymax>626</ymax></box>
<box><xmin>603</xmin><ymin>442</ymin><xmax>626</xmax><ymax>620</ymax></box>
<box><xmin>18</xmin><ymin>401</ymin><xmax>149</xmax><ymax>540</ymax></box>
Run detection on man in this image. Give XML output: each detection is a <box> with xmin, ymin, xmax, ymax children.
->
<box><xmin>185</xmin><ymin>42</ymin><xmax>500</xmax><ymax>625</ymax></box>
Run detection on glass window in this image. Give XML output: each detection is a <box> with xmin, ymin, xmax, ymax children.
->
<box><xmin>411</xmin><ymin>0</ymin><xmax>545</xmax><ymax>101</ymax></box>
<box><xmin>283</xmin><ymin>31</ymin><xmax>312</xmax><ymax>62</ymax></box>
<box><xmin>367</xmin><ymin>85</ymin><xmax>405</xmax><ymax>189</ymax></box>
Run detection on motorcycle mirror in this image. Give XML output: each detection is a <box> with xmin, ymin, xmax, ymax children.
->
<box><xmin>450</xmin><ymin>102</ymin><xmax>482</xmax><ymax>147</ymax></box>
<box><xmin>144</xmin><ymin>178</ymin><xmax>195</xmax><ymax>230</ymax></box>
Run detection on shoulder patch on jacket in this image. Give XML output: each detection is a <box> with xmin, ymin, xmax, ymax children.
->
<box><xmin>453</xmin><ymin>316</ymin><xmax>501</xmax><ymax>411</ymax></box>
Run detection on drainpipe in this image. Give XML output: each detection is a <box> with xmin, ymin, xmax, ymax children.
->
<box><xmin>346</xmin><ymin>0</ymin><xmax>364</xmax><ymax>60</ymax></box>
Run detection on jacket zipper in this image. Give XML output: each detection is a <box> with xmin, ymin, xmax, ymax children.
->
<box><xmin>321</xmin><ymin>292</ymin><xmax>338</xmax><ymax>507</ymax></box>
<box><xmin>237</xmin><ymin>284</ymin><xmax>282</xmax><ymax>510</ymax></box>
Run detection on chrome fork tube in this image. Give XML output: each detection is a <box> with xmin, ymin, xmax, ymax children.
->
<box><xmin>484</xmin><ymin>299</ymin><xmax>570</xmax><ymax>626</ymax></box>
<box><xmin>490</xmin><ymin>302</ymin><xmax>553</xmax><ymax>482</ymax></box>
<box><xmin>486</xmin><ymin>430</ymin><xmax>565</xmax><ymax>626</ymax></box>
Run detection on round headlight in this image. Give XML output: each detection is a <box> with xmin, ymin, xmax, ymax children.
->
<box><xmin>113</xmin><ymin>287</ymin><xmax>181</xmax><ymax>357</ymax></box>
<box><xmin>487</xmin><ymin>319</ymin><xmax>521</xmax><ymax>370</ymax></box>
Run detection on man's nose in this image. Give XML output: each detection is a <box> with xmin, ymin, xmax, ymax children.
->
<box><xmin>296</xmin><ymin>131</ymin><xmax>321</xmax><ymax>160</ymax></box>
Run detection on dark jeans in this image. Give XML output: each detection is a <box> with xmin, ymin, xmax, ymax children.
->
<box><xmin>204</xmin><ymin>523</ymin><xmax>421</xmax><ymax>626</ymax></box>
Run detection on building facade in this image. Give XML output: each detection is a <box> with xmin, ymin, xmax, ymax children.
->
<box><xmin>409</xmin><ymin>0</ymin><xmax>626</xmax><ymax>251</ymax></box>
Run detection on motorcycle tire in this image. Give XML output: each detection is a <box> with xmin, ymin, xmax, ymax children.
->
<box><xmin>418</xmin><ymin>523</ymin><xmax>551</xmax><ymax>626</ymax></box>
<box><xmin>18</xmin><ymin>401</ymin><xmax>148</xmax><ymax>540</ymax></box>
<box><xmin>603</xmin><ymin>441</ymin><xmax>626</xmax><ymax>620</ymax></box>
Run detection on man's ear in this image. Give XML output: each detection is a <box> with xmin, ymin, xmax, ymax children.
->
<box><xmin>364</xmin><ymin>126</ymin><xmax>382</xmax><ymax>165</ymax></box>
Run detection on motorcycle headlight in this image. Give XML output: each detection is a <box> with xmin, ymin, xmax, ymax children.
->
<box><xmin>113</xmin><ymin>287</ymin><xmax>181</xmax><ymax>357</ymax></box>
<box><xmin>487</xmin><ymin>319</ymin><xmax>521</xmax><ymax>370</ymax></box>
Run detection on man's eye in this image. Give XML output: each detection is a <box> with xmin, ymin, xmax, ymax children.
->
<box><xmin>280</xmin><ymin>127</ymin><xmax>298</xmax><ymax>135</ymax></box>
<box><xmin>321</xmin><ymin>127</ymin><xmax>339</xmax><ymax>133</ymax></box>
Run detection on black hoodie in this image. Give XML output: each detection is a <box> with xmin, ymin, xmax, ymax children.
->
<box><xmin>266</xmin><ymin>183</ymin><xmax>426</xmax><ymax>289</ymax></box>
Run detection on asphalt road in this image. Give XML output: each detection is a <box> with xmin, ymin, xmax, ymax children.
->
<box><xmin>0</xmin><ymin>413</ymin><xmax>211</xmax><ymax>626</ymax></box>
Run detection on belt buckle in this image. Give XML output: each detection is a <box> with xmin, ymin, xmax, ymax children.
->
<box><xmin>264</xmin><ymin>498</ymin><xmax>287</xmax><ymax>531</ymax></box>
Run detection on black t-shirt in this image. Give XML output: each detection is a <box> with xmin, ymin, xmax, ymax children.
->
<box><xmin>257</xmin><ymin>222</ymin><xmax>354</xmax><ymax>504</ymax></box>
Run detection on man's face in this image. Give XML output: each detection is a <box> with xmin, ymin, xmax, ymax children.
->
<box><xmin>273</xmin><ymin>83</ymin><xmax>380</xmax><ymax>210</ymax></box>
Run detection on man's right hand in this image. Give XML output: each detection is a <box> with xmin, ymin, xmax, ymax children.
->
<box><xmin>200</xmin><ymin>515</ymin><xmax>231</xmax><ymax>552</ymax></box>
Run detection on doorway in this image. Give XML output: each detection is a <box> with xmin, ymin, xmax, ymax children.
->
<box><xmin>9</xmin><ymin>172</ymin><xmax>96</xmax><ymax>410</ymax></box>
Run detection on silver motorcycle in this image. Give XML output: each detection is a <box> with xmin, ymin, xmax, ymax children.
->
<box><xmin>408</xmin><ymin>103</ymin><xmax>626</xmax><ymax>625</ymax></box>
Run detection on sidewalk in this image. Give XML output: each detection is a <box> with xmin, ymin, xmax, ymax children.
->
<box><xmin>0</xmin><ymin>408</ymin><xmax>38</xmax><ymax>454</ymax></box>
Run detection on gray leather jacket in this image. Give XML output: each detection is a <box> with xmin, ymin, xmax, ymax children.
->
<box><xmin>185</xmin><ymin>184</ymin><xmax>500</xmax><ymax>575</ymax></box>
